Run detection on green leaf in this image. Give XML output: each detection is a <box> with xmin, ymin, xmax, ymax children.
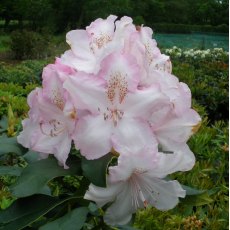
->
<box><xmin>10</xmin><ymin>157</ymin><xmax>81</xmax><ymax>198</ymax></box>
<box><xmin>0</xmin><ymin>195</ymin><xmax>80</xmax><ymax>230</ymax></box>
<box><xmin>39</xmin><ymin>207</ymin><xmax>88</xmax><ymax>230</ymax></box>
<box><xmin>0</xmin><ymin>166</ymin><xmax>23</xmax><ymax>176</ymax></box>
<box><xmin>81</xmin><ymin>153</ymin><xmax>113</xmax><ymax>187</ymax></box>
<box><xmin>22</xmin><ymin>150</ymin><xmax>41</xmax><ymax>163</ymax></box>
<box><xmin>0</xmin><ymin>116</ymin><xmax>8</xmax><ymax>133</ymax></box>
<box><xmin>182</xmin><ymin>185</ymin><xmax>205</xmax><ymax>195</ymax></box>
<box><xmin>0</xmin><ymin>135</ymin><xmax>26</xmax><ymax>155</ymax></box>
<box><xmin>181</xmin><ymin>192</ymin><xmax>214</xmax><ymax>206</ymax></box>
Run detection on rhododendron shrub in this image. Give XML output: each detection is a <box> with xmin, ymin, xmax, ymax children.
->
<box><xmin>16</xmin><ymin>15</ymin><xmax>201</xmax><ymax>228</ymax></box>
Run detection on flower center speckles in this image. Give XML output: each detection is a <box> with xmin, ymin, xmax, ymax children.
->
<box><xmin>40</xmin><ymin>119</ymin><xmax>65</xmax><ymax>137</ymax></box>
<box><xmin>145</xmin><ymin>42</ymin><xmax>154</xmax><ymax>66</ymax></box>
<box><xmin>107</xmin><ymin>72</ymin><xmax>128</xmax><ymax>104</ymax></box>
<box><xmin>103</xmin><ymin>107</ymin><xmax>124</xmax><ymax>127</ymax></box>
<box><xmin>51</xmin><ymin>89</ymin><xmax>64</xmax><ymax>110</ymax></box>
<box><xmin>90</xmin><ymin>33</ymin><xmax>112</xmax><ymax>53</ymax></box>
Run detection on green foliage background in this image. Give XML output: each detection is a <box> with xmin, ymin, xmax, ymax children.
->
<box><xmin>0</xmin><ymin>0</ymin><xmax>229</xmax><ymax>33</ymax></box>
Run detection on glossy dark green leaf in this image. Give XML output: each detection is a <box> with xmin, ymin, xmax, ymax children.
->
<box><xmin>81</xmin><ymin>153</ymin><xmax>113</xmax><ymax>187</ymax></box>
<box><xmin>39</xmin><ymin>207</ymin><xmax>88</xmax><ymax>230</ymax></box>
<box><xmin>11</xmin><ymin>157</ymin><xmax>81</xmax><ymax>198</ymax></box>
<box><xmin>0</xmin><ymin>135</ymin><xmax>26</xmax><ymax>155</ymax></box>
<box><xmin>0</xmin><ymin>195</ymin><xmax>80</xmax><ymax>230</ymax></box>
<box><xmin>0</xmin><ymin>166</ymin><xmax>23</xmax><ymax>176</ymax></box>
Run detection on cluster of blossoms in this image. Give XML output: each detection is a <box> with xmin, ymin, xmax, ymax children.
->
<box><xmin>17</xmin><ymin>16</ymin><xmax>201</xmax><ymax>226</ymax></box>
<box><xmin>165</xmin><ymin>46</ymin><xmax>228</xmax><ymax>61</ymax></box>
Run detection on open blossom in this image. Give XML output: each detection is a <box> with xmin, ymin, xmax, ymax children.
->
<box><xmin>84</xmin><ymin>146</ymin><xmax>186</xmax><ymax>226</ymax></box>
<box><xmin>17</xmin><ymin>61</ymin><xmax>77</xmax><ymax>168</ymax></box>
<box><xmin>61</xmin><ymin>15</ymin><xmax>171</xmax><ymax>76</ymax></box>
<box><xmin>61</xmin><ymin>15</ymin><xmax>135</xmax><ymax>74</ymax></box>
<box><xmin>64</xmin><ymin>52</ymin><xmax>169</xmax><ymax>160</ymax></box>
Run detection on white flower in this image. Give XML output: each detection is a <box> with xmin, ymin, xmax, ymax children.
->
<box><xmin>84</xmin><ymin>147</ymin><xmax>186</xmax><ymax>226</ymax></box>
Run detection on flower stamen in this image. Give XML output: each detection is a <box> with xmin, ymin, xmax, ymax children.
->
<box><xmin>40</xmin><ymin>119</ymin><xmax>65</xmax><ymax>137</ymax></box>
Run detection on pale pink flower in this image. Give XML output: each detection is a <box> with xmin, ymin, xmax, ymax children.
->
<box><xmin>84</xmin><ymin>147</ymin><xmax>186</xmax><ymax>226</ymax></box>
<box><xmin>64</xmin><ymin>52</ymin><xmax>169</xmax><ymax>159</ymax></box>
<box><xmin>61</xmin><ymin>15</ymin><xmax>135</xmax><ymax>74</ymax></box>
<box><xmin>140</xmin><ymin>70</ymin><xmax>192</xmax><ymax>115</ymax></box>
<box><xmin>122</xmin><ymin>25</ymin><xmax>172</xmax><ymax>85</ymax></box>
<box><xmin>17</xmin><ymin>63</ymin><xmax>77</xmax><ymax>168</ymax></box>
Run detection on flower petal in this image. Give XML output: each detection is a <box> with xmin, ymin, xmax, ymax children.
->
<box><xmin>74</xmin><ymin>115</ymin><xmax>113</xmax><ymax>159</ymax></box>
<box><xmin>112</xmin><ymin>118</ymin><xmax>157</xmax><ymax>154</ymax></box>
<box><xmin>109</xmin><ymin>146</ymin><xmax>158</xmax><ymax>183</ymax></box>
<box><xmin>17</xmin><ymin>119</ymin><xmax>71</xmax><ymax>168</ymax></box>
<box><xmin>63</xmin><ymin>73</ymin><xmax>107</xmax><ymax>114</ymax></box>
<box><xmin>123</xmin><ymin>85</ymin><xmax>170</xmax><ymax>120</ymax></box>
<box><xmin>149</xmin><ymin>146</ymin><xmax>195</xmax><ymax>177</ymax></box>
<box><xmin>84</xmin><ymin>182</ymin><xmax>123</xmax><ymax>207</ymax></box>
<box><xmin>104</xmin><ymin>183</ymin><xmax>133</xmax><ymax>226</ymax></box>
<box><xmin>140</xmin><ymin>177</ymin><xmax>185</xmax><ymax>210</ymax></box>
<box><xmin>99</xmin><ymin>52</ymin><xmax>140</xmax><ymax>92</ymax></box>
<box><xmin>154</xmin><ymin>109</ymin><xmax>201</xmax><ymax>143</ymax></box>
<box><xmin>159</xmin><ymin>143</ymin><xmax>196</xmax><ymax>172</ymax></box>
<box><xmin>61</xmin><ymin>50</ymin><xmax>96</xmax><ymax>73</ymax></box>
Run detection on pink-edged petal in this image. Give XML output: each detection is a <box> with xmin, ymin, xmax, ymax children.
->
<box><xmin>61</xmin><ymin>50</ymin><xmax>96</xmax><ymax>73</ymax></box>
<box><xmin>42</xmin><ymin>65</ymin><xmax>66</xmax><ymax>110</ymax></box>
<box><xmin>109</xmin><ymin>146</ymin><xmax>158</xmax><ymax>183</ymax></box>
<box><xmin>123</xmin><ymin>85</ymin><xmax>170</xmax><ymax>120</ymax></box>
<box><xmin>74</xmin><ymin>115</ymin><xmax>113</xmax><ymax>159</ymax></box>
<box><xmin>112</xmin><ymin>118</ymin><xmax>157</xmax><ymax>153</ymax></box>
<box><xmin>63</xmin><ymin>73</ymin><xmax>107</xmax><ymax>114</ymax></box>
<box><xmin>154</xmin><ymin>109</ymin><xmax>201</xmax><ymax>143</ymax></box>
<box><xmin>87</xmin><ymin>15</ymin><xmax>116</xmax><ymax>34</ymax></box>
<box><xmin>99</xmin><ymin>52</ymin><xmax>140</xmax><ymax>92</ymax></box>
<box><xmin>142</xmin><ymin>71</ymin><xmax>191</xmax><ymax>114</ymax></box>
<box><xmin>66</xmin><ymin>29</ymin><xmax>91</xmax><ymax>58</ymax></box>
<box><xmin>114</xmin><ymin>16</ymin><xmax>136</xmax><ymax>43</ymax></box>
<box><xmin>27</xmin><ymin>88</ymin><xmax>41</xmax><ymax>120</ymax></box>
<box><xmin>173</xmin><ymin>82</ymin><xmax>192</xmax><ymax>114</ymax></box>
<box><xmin>17</xmin><ymin>119</ymin><xmax>71</xmax><ymax>168</ymax></box>
<box><xmin>54</xmin><ymin>58</ymin><xmax>75</xmax><ymax>75</ymax></box>
<box><xmin>140</xmin><ymin>177</ymin><xmax>185</xmax><ymax>210</ymax></box>
<box><xmin>86</xmin><ymin>15</ymin><xmax>117</xmax><ymax>44</ymax></box>
<box><xmin>17</xmin><ymin>118</ymin><xmax>38</xmax><ymax>148</ymax></box>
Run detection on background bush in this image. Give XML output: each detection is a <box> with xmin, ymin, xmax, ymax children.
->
<box><xmin>0</xmin><ymin>60</ymin><xmax>48</xmax><ymax>86</ymax></box>
<box><xmin>10</xmin><ymin>30</ymin><xmax>52</xmax><ymax>60</ymax></box>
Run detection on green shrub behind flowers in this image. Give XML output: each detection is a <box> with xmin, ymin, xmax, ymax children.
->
<box><xmin>170</xmin><ymin>48</ymin><xmax>229</xmax><ymax>121</ymax></box>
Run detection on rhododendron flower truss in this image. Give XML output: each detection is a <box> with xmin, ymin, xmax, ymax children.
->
<box><xmin>64</xmin><ymin>53</ymin><xmax>169</xmax><ymax>160</ymax></box>
<box><xmin>17</xmin><ymin>63</ymin><xmax>77</xmax><ymax>168</ymax></box>
<box><xmin>61</xmin><ymin>15</ymin><xmax>172</xmax><ymax>76</ymax></box>
<box><xmin>84</xmin><ymin>147</ymin><xmax>186</xmax><ymax>226</ymax></box>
